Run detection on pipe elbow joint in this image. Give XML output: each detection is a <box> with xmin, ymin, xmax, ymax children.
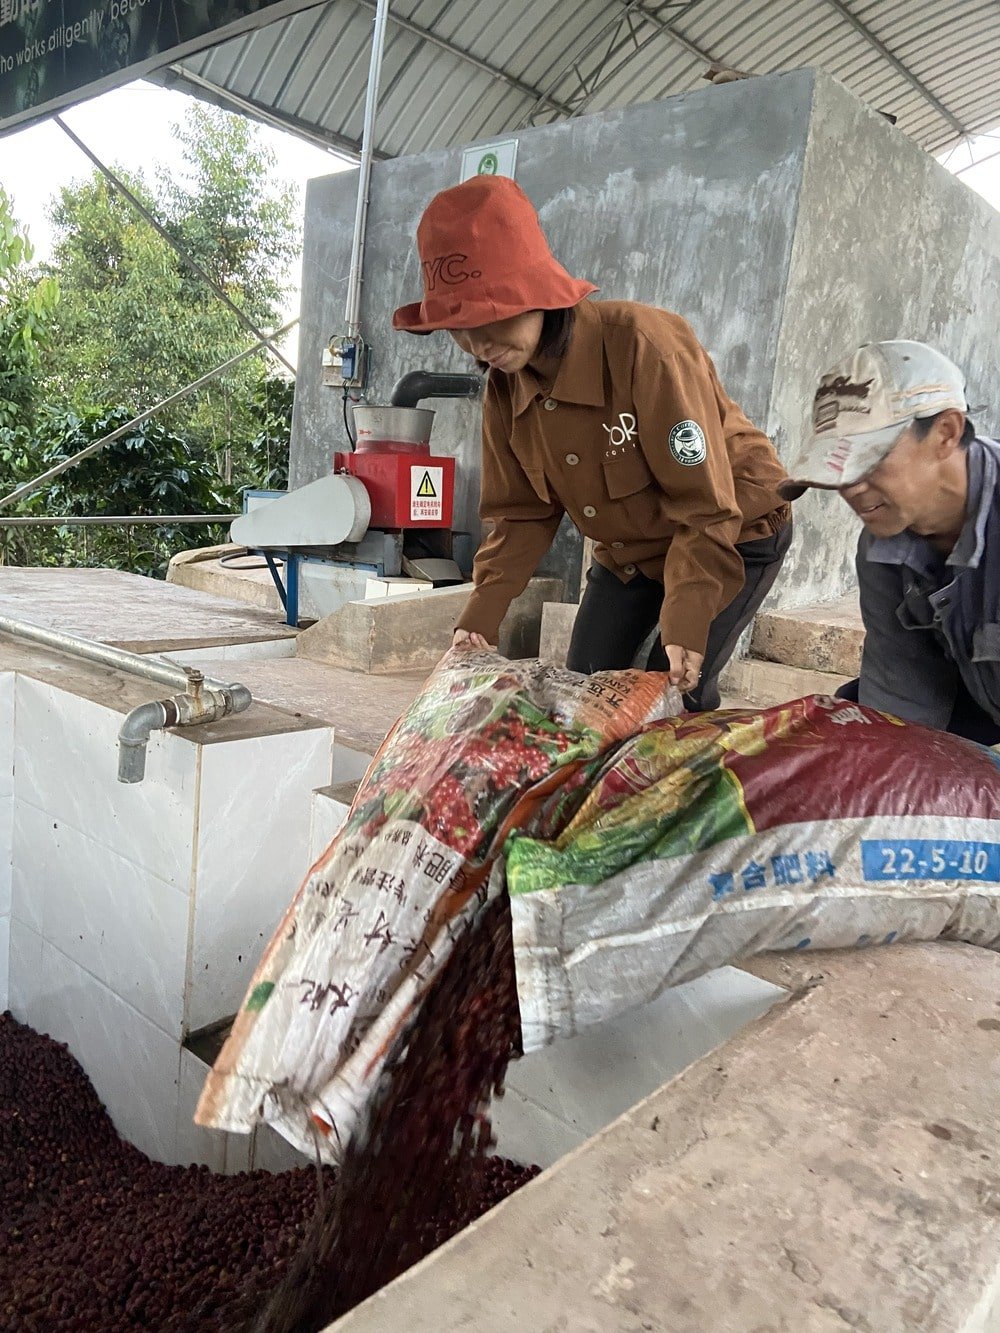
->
<box><xmin>117</xmin><ymin>701</ymin><xmax>169</xmax><ymax>784</ymax></box>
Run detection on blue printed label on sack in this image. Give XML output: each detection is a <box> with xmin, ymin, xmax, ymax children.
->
<box><xmin>709</xmin><ymin>849</ymin><xmax>836</xmax><ymax>900</ymax></box>
<box><xmin>861</xmin><ymin>839</ymin><xmax>1000</xmax><ymax>882</ymax></box>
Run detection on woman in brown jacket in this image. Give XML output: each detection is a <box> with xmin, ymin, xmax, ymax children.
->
<box><xmin>393</xmin><ymin>176</ymin><xmax>791</xmax><ymax>709</ymax></box>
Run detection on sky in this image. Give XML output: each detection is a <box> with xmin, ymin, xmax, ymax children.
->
<box><xmin>0</xmin><ymin>79</ymin><xmax>353</xmax><ymax>367</ymax></box>
<box><xmin>2</xmin><ymin>79</ymin><xmax>1000</xmax><ymax>370</ymax></box>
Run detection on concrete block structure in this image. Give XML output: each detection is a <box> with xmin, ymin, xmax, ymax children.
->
<box><xmin>292</xmin><ymin>67</ymin><xmax>1000</xmax><ymax>616</ymax></box>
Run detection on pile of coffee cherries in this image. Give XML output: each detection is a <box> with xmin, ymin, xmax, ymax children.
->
<box><xmin>1</xmin><ymin>896</ymin><xmax>537</xmax><ymax>1332</ymax></box>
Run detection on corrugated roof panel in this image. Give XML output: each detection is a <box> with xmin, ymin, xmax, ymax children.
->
<box><xmin>165</xmin><ymin>0</ymin><xmax>1000</xmax><ymax>162</ymax></box>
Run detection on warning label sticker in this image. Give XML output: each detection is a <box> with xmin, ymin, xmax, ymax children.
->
<box><xmin>410</xmin><ymin>466</ymin><xmax>444</xmax><ymax>522</ymax></box>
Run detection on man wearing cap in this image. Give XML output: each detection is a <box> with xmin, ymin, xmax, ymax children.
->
<box><xmin>781</xmin><ymin>341</ymin><xmax>1000</xmax><ymax>745</ymax></box>
<box><xmin>393</xmin><ymin>175</ymin><xmax>792</xmax><ymax>709</ymax></box>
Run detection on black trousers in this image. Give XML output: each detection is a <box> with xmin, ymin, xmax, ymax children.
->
<box><xmin>835</xmin><ymin>677</ymin><xmax>1000</xmax><ymax>747</ymax></box>
<box><xmin>567</xmin><ymin>522</ymin><xmax>793</xmax><ymax>711</ymax></box>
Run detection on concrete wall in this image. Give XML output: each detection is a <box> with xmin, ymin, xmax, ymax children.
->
<box><xmin>292</xmin><ymin>67</ymin><xmax>1000</xmax><ymax>613</ymax></box>
<box><xmin>770</xmin><ymin>71</ymin><xmax>1000</xmax><ymax>608</ymax></box>
<box><xmin>292</xmin><ymin>70</ymin><xmax>814</xmax><ymax>596</ymax></box>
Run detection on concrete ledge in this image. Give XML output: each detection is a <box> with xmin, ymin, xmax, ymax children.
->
<box><xmin>720</xmin><ymin>656</ymin><xmax>851</xmax><ymax>707</ymax></box>
<box><xmin>330</xmin><ymin>943</ymin><xmax>1000</xmax><ymax>1332</ymax></box>
<box><xmin>752</xmin><ymin>596</ymin><xmax>864</xmax><ymax>677</ymax></box>
<box><xmin>166</xmin><ymin>545</ymin><xmax>284</xmax><ymax>613</ymax></box>
<box><xmin>543</xmin><ymin>598</ymin><xmax>859</xmax><ymax>701</ymax></box>
<box><xmin>539</xmin><ymin>600</ymin><xmax>578</xmax><ymax>666</ymax></box>
<box><xmin>297</xmin><ymin>578</ymin><xmax>563</xmax><ymax>674</ymax></box>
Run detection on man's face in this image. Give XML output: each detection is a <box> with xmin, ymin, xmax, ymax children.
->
<box><xmin>838</xmin><ymin>424</ymin><xmax>946</xmax><ymax>538</ymax></box>
<box><xmin>449</xmin><ymin>311</ymin><xmax>544</xmax><ymax>373</ymax></box>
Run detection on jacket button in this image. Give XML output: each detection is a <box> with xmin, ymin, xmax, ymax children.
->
<box><xmin>565</xmin><ymin>452</ymin><xmax>580</xmax><ymax>465</ymax></box>
<box><xmin>544</xmin><ymin>398</ymin><xmax>558</xmax><ymax>411</ymax></box>
<box><xmin>583</xmin><ymin>504</ymin><xmax>597</xmax><ymax>518</ymax></box>
<box><xmin>611</xmin><ymin>541</ymin><xmax>624</xmax><ymax>549</ymax></box>
<box><xmin>623</xmin><ymin>564</ymin><xmax>637</xmax><ymax>575</ymax></box>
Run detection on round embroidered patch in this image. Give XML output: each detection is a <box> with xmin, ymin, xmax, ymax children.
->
<box><xmin>669</xmin><ymin>420</ymin><xmax>707</xmax><ymax>466</ymax></box>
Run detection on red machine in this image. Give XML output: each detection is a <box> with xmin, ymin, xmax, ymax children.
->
<box><xmin>333</xmin><ymin>441</ymin><xmax>456</xmax><ymax>531</ymax></box>
<box><xmin>333</xmin><ymin>371</ymin><xmax>479</xmax><ymax>533</ymax></box>
<box><xmin>232</xmin><ymin>372</ymin><xmax>482</xmax><ymax>625</ymax></box>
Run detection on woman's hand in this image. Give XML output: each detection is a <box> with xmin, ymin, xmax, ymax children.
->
<box><xmin>663</xmin><ymin>644</ymin><xmax>704</xmax><ymax>694</ymax></box>
<box><xmin>453</xmin><ymin>629</ymin><xmax>492</xmax><ymax>650</ymax></box>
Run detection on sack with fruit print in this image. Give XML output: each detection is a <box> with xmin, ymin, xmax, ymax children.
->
<box><xmin>195</xmin><ymin>649</ymin><xmax>681</xmax><ymax>1162</ymax></box>
<box><xmin>501</xmin><ymin>695</ymin><xmax>1000</xmax><ymax>1050</ymax></box>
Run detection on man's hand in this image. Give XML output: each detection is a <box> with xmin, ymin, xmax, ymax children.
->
<box><xmin>453</xmin><ymin>629</ymin><xmax>492</xmax><ymax>650</ymax></box>
<box><xmin>664</xmin><ymin>645</ymin><xmax>704</xmax><ymax>694</ymax></box>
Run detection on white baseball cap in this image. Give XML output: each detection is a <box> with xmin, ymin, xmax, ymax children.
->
<box><xmin>779</xmin><ymin>341</ymin><xmax>969</xmax><ymax>500</ymax></box>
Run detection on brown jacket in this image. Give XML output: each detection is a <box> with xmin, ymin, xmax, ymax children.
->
<box><xmin>456</xmin><ymin>299</ymin><xmax>791</xmax><ymax>655</ymax></box>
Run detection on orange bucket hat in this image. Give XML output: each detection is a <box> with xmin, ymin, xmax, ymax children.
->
<box><xmin>392</xmin><ymin>176</ymin><xmax>597</xmax><ymax>334</ymax></box>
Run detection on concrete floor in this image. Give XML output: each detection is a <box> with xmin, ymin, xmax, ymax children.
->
<box><xmin>333</xmin><ymin>943</ymin><xmax>1000</xmax><ymax>1333</ymax></box>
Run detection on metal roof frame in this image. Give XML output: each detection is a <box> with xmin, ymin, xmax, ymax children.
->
<box><xmin>152</xmin><ymin>0</ymin><xmax>1000</xmax><ymax>164</ymax></box>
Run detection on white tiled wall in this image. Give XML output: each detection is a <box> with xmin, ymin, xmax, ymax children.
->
<box><xmin>308</xmin><ymin>787</ymin><xmax>352</xmax><ymax>864</ymax></box>
<box><xmin>0</xmin><ymin>795</ymin><xmax>11</xmax><ymax>922</ymax></box>
<box><xmin>175</xmin><ymin>1048</ymin><xmax>228</xmax><ymax>1171</ymax></box>
<box><xmin>0</xmin><ymin>671</ymin><xmax>14</xmax><ymax>928</ymax></box>
<box><xmin>493</xmin><ymin>966</ymin><xmax>785</xmax><ymax>1168</ymax></box>
<box><xmin>0</xmin><ymin>914</ymin><xmax>9</xmax><ymax>1012</ymax></box>
<box><xmin>7</xmin><ymin>666</ymin><xmax>334</xmax><ymax>1165</ymax></box>
<box><xmin>25</xmin><ymin>940</ymin><xmax>183</xmax><ymax>1161</ymax></box>
<box><xmin>332</xmin><ymin>740</ymin><xmax>375</xmax><ymax>786</ymax></box>
<box><xmin>8</xmin><ymin>917</ymin><xmax>42</xmax><ymax>1019</ymax></box>
<box><xmin>186</xmin><ymin>726</ymin><xmax>333</xmax><ymax>1032</ymax></box>
<box><xmin>13</xmin><ymin>800</ymin><xmax>189</xmax><ymax>1034</ymax></box>
<box><xmin>14</xmin><ymin>676</ymin><xmax>199</xmax><ymax>890</ymax></box>
<box><xmin>1</xmin><ymin>671</ymin><xmax>13</xmax><ymax>1009</ymax></box>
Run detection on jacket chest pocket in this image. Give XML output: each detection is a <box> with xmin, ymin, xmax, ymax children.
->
<box><xmin>522</xmin><ymin>463</ymin><xmax>552</xmax><ymax>503</ymax></box>
<box><xmin>508</xmin><ymin>435</ymin><xmax>553</xmax><ymax>503</ymax></box>
<box><xmin>602</xmin><ymin>449</ymin><xmax>655</xmax><ymax>500</ymax></box>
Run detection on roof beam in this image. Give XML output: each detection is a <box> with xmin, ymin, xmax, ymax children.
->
<box><xmin>820</xmin><ymin>0</ymin><xmax>970</xmax><ymax>139</ymax></box>
<box><xmin>619</xmin><ymin>0</ymin><xmax>971</xmax><ymax>145</ymax></box>
<box><xmin>520</xmin><ymin>0</ymin><xmax>709</xmax><ymax>127</ymax></box>
<box><xmin>617</xmin><ymin>0</ymin><xmax>721</xmax><ymax>66</ymax></box>
<box><xmin>160</xmin><ymin>65</ymin><xmax>376</xmax><ymax>160</ymax></box>
<box><xmin>353</xmin><ymin>0</ymin><xmax>576</xmax><ymax>119</ymax></box>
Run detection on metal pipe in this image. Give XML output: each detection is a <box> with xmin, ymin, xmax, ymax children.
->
<box><xmin>389</xmin><ymin>371</ymin><xmax>482</xmax><ymax>408</ymax></box>
<box><xmin>0</xmin><ymin>615</ymin><xmax>256</xmax><ymax>784</ymax></box>
<box><xmin>0</xmin><ymin>318</ymin><xmax>297</xmax><ymax>512</ymax></box>
<box><xmin>118</xmin><ymin>701</ymin><xmax>170</xmax><ymax>782</ymax></box>
<box><xmin>0</xmin><ymin>514</ymin><xmax>239</xmax><ymax>527</ymax></box>
<box><xmin>0</xmin><ymin>613</ymin><xmax>243</xmax><ymax>693</ymax></box>
<box><xmin>118</xmin><ymin>682</ymin><xmax>253</xmax><ymax>783</ymax></box>
<box><xmin>344</xmin><ymin>0</ymin><xmax>392</xmax><ymax>339</ymax></box>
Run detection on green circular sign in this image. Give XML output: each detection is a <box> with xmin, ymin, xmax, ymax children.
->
<box><xmin>477</xmin><ymin>152</ymin><xmax>499</xmax><ymax>176</ymax></box>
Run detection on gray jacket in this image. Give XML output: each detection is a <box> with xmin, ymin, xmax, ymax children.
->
<box><xmin>856</xmin><ymin>435</ymin><xmax>1000</xmax><ymax>728</ymax></box>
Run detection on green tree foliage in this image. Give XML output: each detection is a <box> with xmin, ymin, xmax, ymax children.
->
<box><xmin>159</xmin><ymin>104</ymin><xmax>299</xmax><ymax>323</ymax></box>
<box><xmin>0</xmin><ymin>407</ymin><xmax>235</xmax><ymax>576</ymax></box>
<box><xmin>245</xmin><ymin>375</ymin><xmax>294</xmax><ymax>492</ymax></box>
<box><xmin>0</xmin><ymin>187</ymin><xmax>59</xmax><ymax>432</ymax></box>
<box><xmin>42</xmin><ymin>102</ymin><xmax>300</xmax><ymax>474</ymax></box>
<box><xmin>1</xmin><ymin>105</ymin><xmax>298</xmax><ymax>576</ymax></box>
<box><xmin>0</xmin><ymin>188</ymin><xmax>61</xmax><ymax>566</ymax></box>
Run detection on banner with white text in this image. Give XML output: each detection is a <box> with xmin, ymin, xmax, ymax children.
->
<box><xmin>0</xmin><ymin>0</ymin><xmax>312</xmax><ymax>133</ymax></box>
